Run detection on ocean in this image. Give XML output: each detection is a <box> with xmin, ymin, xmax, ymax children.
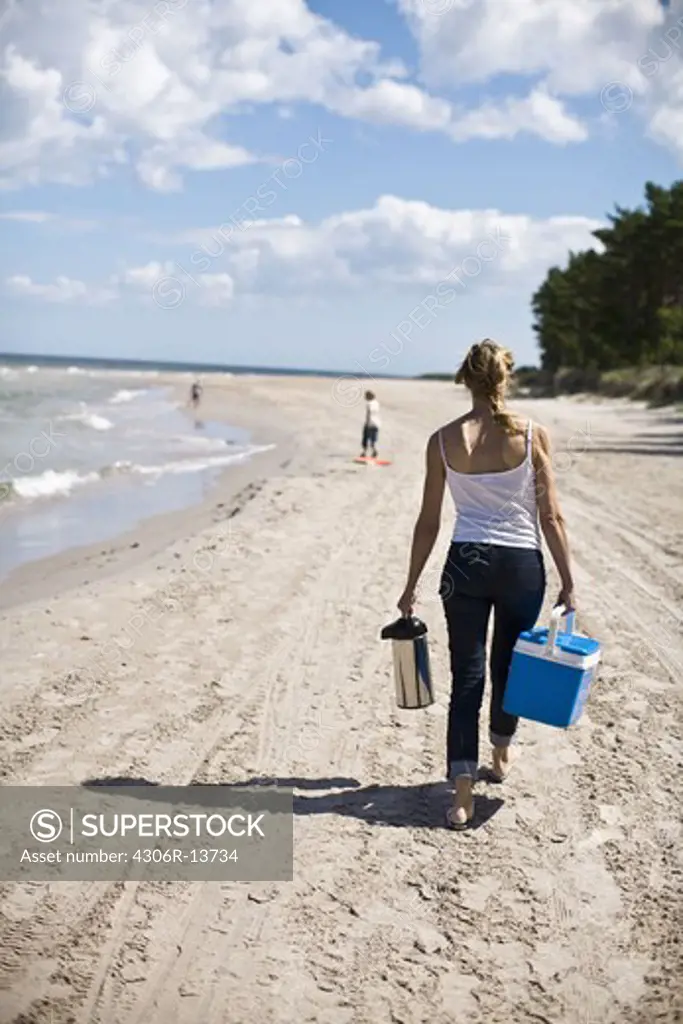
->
<box><xmin>0</xmin><ymin>352</ymin><xmax>363</xmax><ymax>378</ymax></box>
<box><xmin>0</xmin><ymin>356</ymin><xmax>274</xmax><ymax>579</ymax></box>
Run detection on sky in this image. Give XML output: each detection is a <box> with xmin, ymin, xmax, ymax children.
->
<box><xmin>0</xmin><ymin>0</ymin><xmax>681</xmax><ymax>375</ymax></box>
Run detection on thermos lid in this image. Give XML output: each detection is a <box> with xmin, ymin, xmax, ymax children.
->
<box><xmin>380</xmin><ymin>615</ymin><xmax>428</xmax><ymax>641</ymax></box>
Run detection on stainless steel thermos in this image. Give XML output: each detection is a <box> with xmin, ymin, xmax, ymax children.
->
<box><xmin>380</xmin><ymin>615</ymin><xmax>434</xmax><ymax>709</ymax></box>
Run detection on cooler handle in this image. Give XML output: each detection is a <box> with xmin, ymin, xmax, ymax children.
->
<box><xmin>547</xmin><ymin>604</ymin><xmax>575</xmax><ymax>656</ymax></box>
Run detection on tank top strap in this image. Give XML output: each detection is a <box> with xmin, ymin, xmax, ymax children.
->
<box><xmin>525</xmin><ymin>418</ymin><xmax>533</xmax><ymax>458</ymax></box>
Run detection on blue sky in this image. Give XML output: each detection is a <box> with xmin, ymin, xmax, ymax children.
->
<box><xmin>0</xmin><ymin>0</ymin><xmax>680</xmax><ymax>373</ymax></box>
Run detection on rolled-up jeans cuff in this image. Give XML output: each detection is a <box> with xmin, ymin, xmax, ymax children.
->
<box><xmin>448</xmin><ymin>759</ymin><xmax>478</xmax><ymax>780</ymax></box>
<box><xmin>490</xmin><ymin>731</ymin><xmax>513</xmax><ymax>748</ymax></box>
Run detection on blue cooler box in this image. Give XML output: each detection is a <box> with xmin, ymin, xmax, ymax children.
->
<box><xmin>503</xmin><ymin>607</ymin><xmax>601</xmax><ymax>728</ymax></box>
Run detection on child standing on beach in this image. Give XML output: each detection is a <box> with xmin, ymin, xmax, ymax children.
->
<box><xmin>361</xmin><ymin>390</ymin><xmax>381</xmax><ymax>459</ymax></box>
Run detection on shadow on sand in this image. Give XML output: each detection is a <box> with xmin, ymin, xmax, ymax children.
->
<box><xmin>582</xmin><ymin>421</ymin><xmax>683</xmax><ymax>457</ymax></box>
<box><xmin>587</xmin><ymin>441</ymin><xmax>683</xmax><ymax>457</ymax></box>
<box><xmin>81</xmin><ymin>775</ymin><xmax>504</xmax><ymax>831</ymax></box>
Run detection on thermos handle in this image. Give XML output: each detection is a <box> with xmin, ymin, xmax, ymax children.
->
<box><xmin>547</xmin><ymin>604</ymin><xmax>575</xmax><ymax>656</ymax></box>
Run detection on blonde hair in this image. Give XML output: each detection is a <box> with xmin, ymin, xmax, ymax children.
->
<box><xmin>455</xmin><ymin>339</ymin><xmax>520</xmax><ymax>435</ymax></box>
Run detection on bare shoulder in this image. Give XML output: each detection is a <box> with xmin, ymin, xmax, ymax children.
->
<box><xmin>431</xmin><ymin>416</ymin><xmax>462</xmax><ymax>442</ymax></box>
<box><xmin>533</xmin><ymin>422</ymin><xmax>551</xmax><ymax>446</ymax></box>
<box><xmin>427</xmin><ymin>430</ymin><xmax>444</xmax><ymax>455</ymax></box>
<box><xmin>425</xmin><ymin>431</ymin><xmax>445</xmax><ymax>477</ymax></box>
<box><xmin>531</xmin><ymin>421</ymin><xmax>552</xmax><ymax>461</ymax></box>
<box><xmin>440</xmin><ymin>414</ymin><xmax>468</xmax><ymax>433</ymax></box>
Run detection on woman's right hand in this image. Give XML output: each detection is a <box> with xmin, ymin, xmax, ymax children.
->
<box><xmin>556</xmin><ymin>585</ymin><xmax>576</xmax><ymax>612</ymax></box>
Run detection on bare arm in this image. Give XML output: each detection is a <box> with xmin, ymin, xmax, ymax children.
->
<box><xmin>533</xmin><ymin>425</ymin><xmax>575</xmax><ymax>609</ymax></box>
<box><xmin>398</xmin><ymin>433</ymin><xmax>446</xmax><ymax>615</ymax></box>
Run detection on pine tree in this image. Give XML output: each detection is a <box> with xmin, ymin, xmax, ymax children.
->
<box><xmin>532</xmin><ymin>181</ymin><xmax>683</xmax><ymax>370</ymax></box>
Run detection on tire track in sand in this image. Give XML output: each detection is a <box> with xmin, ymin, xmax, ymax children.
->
<box><xmin>78</xmin><ymin>464</ymin><xmax>395</xmax><ymax>1024</ymax></box>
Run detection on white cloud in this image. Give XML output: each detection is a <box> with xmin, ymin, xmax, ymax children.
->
<box><xmin>198</xmin><ymin>273</ymin><xmax>235</xmax><ymax>306</ymax></box>
<box><xmin>3</xmin><ymin>261</ymin><xmax>234</xmax><ymax>309</ymax></box>
<box><xmin>330</xmin><ymin>79</ymin><xmax>454</xmax><ymax>133</ymax></box>
<box><xmin>5</xmin><ymin>273</ymin><xmax>115</xmax><ymax>304</ymax></box>
<box><xmin>8</xmin><ymin>196</ymin><xmax>600</xmax><ymax>308</ymax></box>
<box><xmin>398</xmin><ymin>0</ymin><xmax>662</xmax><ymax>93</ymax></box>
<box><xmin>448</xmin><ymin>86</ymin><xmax>587</xmax><ymax>144</ymax></box>
<box><xmin>118</xmin><ymin>260</ymin><xmax>174</xmax><ymax>290</ymax></box>
<box><xmin>397</xmin><ymin>0</ymin><xmax>683</xmax><ymax>162</ymax></box>
<box><xmin>330</xmin><ymin>72</ymin><xmax>586</xmax><ymax>145</ymax></box>
<box><xmin>173</xmin><ymin>195</ymin><xmax>603</xmax><ymax>293</ymax></box>
<box><xmin>108</xmin><ymin>260</ymin><xmax>236</xmax><ymax>306</ymax></box>
<box><xmin>0</xmin><ymin>46</ymin><xmax>111</xmax><ymax>189</ymax></box>
<box><xmin>639</xmin><ymin>29</ymin><xmax>683</xmax><ymax>160</ymax></box>
<box><xmin>0</xmin><ymin>0</ymin><xmax>620</xmax><ymax>192</ymax></box>
<box><xmin>112</xmin><ymin>260</ymin><xmax>232</xmax><ymax>305</ymax></box>
<box><xmin>5</xmin><ymin>195</ymin><xmax>602</xmax><ymax>310</ymax></box>
<box><xmin>0</xmin><ymin>210</ymin><xmax>55</xmax><ymax>222</ymax></box>
<box><xmin>0</xmin><ymin>0</ymin><xmax>398</xmax><ymax>189</ymax></box>
<box><xmin>136</xmin><ymin>135</ymin><xmax>256</xmax><ymax>192</ymax></box>
<box><xmin>648</xmin><ymin>67</ymin><xmax>683</xmax><ymax>153</ymax></box>
<box><xmin>0</xmin><ymin>209</ymin><xmax>97</xmax><ymax>229</ymax></box>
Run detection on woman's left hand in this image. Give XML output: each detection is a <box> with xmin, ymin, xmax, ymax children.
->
<box><xmin>397</xmin><ymin>587</ymin><xmax>415</xmax><ymax>618</ymax></box>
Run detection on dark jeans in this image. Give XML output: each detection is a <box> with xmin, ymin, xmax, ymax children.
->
<box><xmin>362</xmin><ymin>424</ymin><xmax>378</xmax><ymax>450</ymax></box>
<box><xmin>440</xmin><ymin>542</ymin><xmax>545</xmax><ymax>780</ymax></box>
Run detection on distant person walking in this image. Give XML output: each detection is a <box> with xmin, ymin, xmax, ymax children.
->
<box><xmin>397</xmin><ymin>339</ymin><xmax>575</xmax><ymax>829</ymax></box>
<box><xmin>189</xmin><ymin>379</ymin><xmax>203</xmax><ymax>411</ymax></box>
<box><xmin>360</xmin><ymin>390</ymin><xmax>381</xmax><ymax>459</ymax></box>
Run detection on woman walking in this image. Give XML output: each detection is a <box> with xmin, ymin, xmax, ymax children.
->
<box><xmin>397</xmin><ymin>340</ymin><xmax>575</xmax><ymax>829</ymax></box>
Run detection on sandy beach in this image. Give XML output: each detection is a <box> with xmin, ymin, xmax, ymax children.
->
<box><xmin>0</xmin><ymin>375</ymin><xmax>681</xmax><ymax>1024</ymax></box>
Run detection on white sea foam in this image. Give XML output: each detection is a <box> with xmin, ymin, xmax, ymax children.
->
<box><xmin>5</xmin><ymin>445</ymin><xmax>272</xmax><ymax>500</ymax></box>
<box><xmin>109</xmin><ymin>388</ymin><xmax>146</xmax><ymax>405</ymax></box>
<box><xmin>175</xmin><ymin>433</ymin><xmax>233</xmax><ymax>453</ymax></box>
<box><xmin>13</xmin><ymin>468</ymin><xmax>100</xmax><ymax>499</ymax></box>
<box><xmin>133</xmin><ymin>444</ymin><xmax>274</xmax><ymax>479</ymax></box>
<box><xmin>63</xmin><ymin>408</ymin><xmax>114</xmax><ymax>431</ymax></box>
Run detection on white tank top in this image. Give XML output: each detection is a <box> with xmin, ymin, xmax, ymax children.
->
<box><xmin>439</xmin><ymin>419</ymin><xmax>540</xmax><ymax>549</ymax></box>
<box><xmin>366</xmin><ymin>399</ymin><xmax>381</xmax><ymax>428</ymax></box>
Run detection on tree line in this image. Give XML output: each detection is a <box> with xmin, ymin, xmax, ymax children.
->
<box><xmin>532</xmin><ymin>180</ymin><xmax>683</xmax><ymax>372</ymax></box>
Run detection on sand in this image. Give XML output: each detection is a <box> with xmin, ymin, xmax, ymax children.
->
<box><xmin>0</xmin><ymin>376</ymin><xmax>681</xmax><ymax>1024</ymax></box>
